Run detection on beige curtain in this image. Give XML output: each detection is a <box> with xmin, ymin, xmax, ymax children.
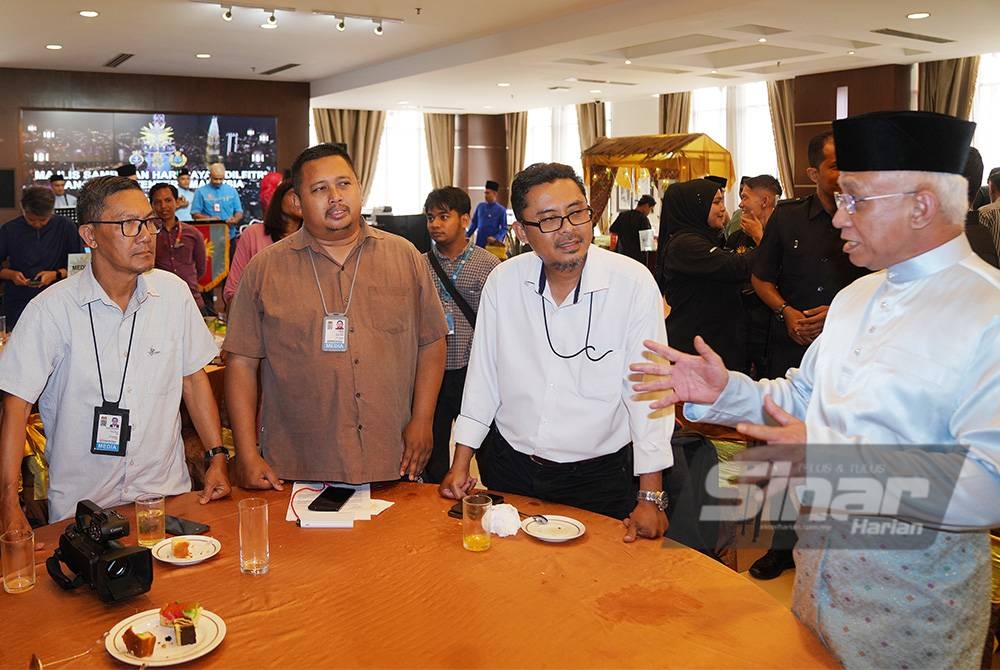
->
<box><xmin>767</xmin><ymin>79</ymin><xmax>795</xmax><ymax>198</ymax></box>
<box><xmin>312</xmin><ymin>108</ymin><xmax>386</xmax><ymax>203</ymax></box>
<box><xmin>423</xmin><ymin>113</ymin><xmax>455</xmax><ymax>189</ymax></box>
<box><xmin>918</xmin><ymin>57</ymin><xmax>981</xmax><ymax>119</ymax></box>
<box><xmin>505</xmin><ymin>111</ymin><xmax>528</xmax><ymax>194</ymax></box>
<box><xmin>576</xmin><ymin>102</ymin><xmax>606</xmax><ymax>152</ymax></box>
<box><xmin>658</xmin><ymin>93</ymin><xmax>691</xmax><ymax>134</ymax></box>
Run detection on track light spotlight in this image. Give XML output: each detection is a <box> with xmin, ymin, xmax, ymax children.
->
<box><xmin>373</xmin><ymin>20</ymin><xmax>383</xmax><ymax>35</ymax></box>
<box><xmin>336</xmin><ymin>17</ymin><xmax>346</xmax><ymax>31</ymax></box>
<box><xmin>267</xmin><ymin>11</ymin><xmax>277</xmax><ymax>25</ymax></box>
<box><xmin>222</xmin><ymin>6</ymin><xmax>232</xmax><ymax>21</ymax></box>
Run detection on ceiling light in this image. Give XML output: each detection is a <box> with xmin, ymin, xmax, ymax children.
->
<box><xmin>221</xmin><ymin>6</ymin><xmax>232</xmax><ymax>21</ymax></box>
<box><xmin>758</xmin><ymin>37</ymin><xmax>767</xmax><ymax>43</ymax></box>
<box><xmin>624</xmin><ymin>59</ymin><xmax>632</xmax><ymax>65</ymax></box>
<box><xmin>589</xmin><ymin>89</ymin><xmax>601</xmax><ymax>94</ymax></box>
<box><xmin>196</xmin><ymin>53</ymin><xmax>212</xmax><ymax>59</ymax></box>
<box><xmin>373</xmin><ymin>20</ymin><xmax>383</xmax><ymax>35</ymax></box>
<box><xmin>847</xmin><ymin>49</ymin><xmax>856</xmax><ymax>55</ymax></box>
<box><xmin>483</xmin><ymin>105</ymin><xmax>493</xmax><ymax>109</ymax></box>
<box><xmin>650</xmin><ymin>94</ymin><xmax>659</xmax><ymax>98</ymax></box>
<box><xmin>397</xmin><ymin>100</ymin><xmax>409</xmax><ymax>105</ymax></box>
<box><xmin>79</xmin><ymin>10</ymin><xmax>99</xmax><ymax>18</ymax></box>
<box><xmin>711</xmin><ymin>69</ymin><xmax>718</xmax><ymax>74</ymax></box>
<box><xmin>907</xmin><ymin>11</ymin><xmax>930</xmax><ymax>19</ymax></box>
<box><xmin>260</xmin><ymin>10</ymin><xmax>277</xmax><ymax>28</ymax></box>
<box><xmin>497</xmin><ymin>82</ymin><xmax>510</xmax><ymax>87</ymax></box>
<box><xmin>565</xmin><ymin>77</ymin><xmax>577</xmax><ymax>82</ymax></box>
<box><xmin>336</xmin><ymin>17</ymin><xmax>346</xmax><ymax>31</ymax></box>
<box><xmin>46</xmin><ymin>44</ymin><xmax>63</xmax><ymax>50</ymax></box>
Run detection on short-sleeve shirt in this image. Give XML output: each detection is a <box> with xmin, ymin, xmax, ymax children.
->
<box><xmin>0</xmin><ymin>214</ymin><xmax>82</xmax><ymax>326</ymax></box>
<box><xmin>191</xmin><ymin>183</ymin><xmax>243</xmax><ymax>237</ymax></box>
<box><xmin>610</xmin><ymin>209</ymin><xmax>652</xmax><ymax>263</ymax></box>
<box><xmin>0</xmin><ymin>265</ymin><xmax>218</xmax><ymax>521</ymax></box>
<box><xmin>223</xmin><ymin>223</ymin><xmax>448</xmax><ymax>484</ymax></box>
<box><xmin>752</xmin><ymin>194</ymin><xmax>868</xmax><ymax>310</ymax></box>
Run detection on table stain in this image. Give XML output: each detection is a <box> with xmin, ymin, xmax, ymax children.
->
<box><xmin>595</xmin><ymin>586</ymin><xmax>704</xmax><ymax>624</ymax></box>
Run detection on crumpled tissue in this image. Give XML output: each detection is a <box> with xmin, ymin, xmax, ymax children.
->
<box><xmin>482</xmin><ymin>503</ymin><xmax>521</xmax><ymax>537</ymax></box>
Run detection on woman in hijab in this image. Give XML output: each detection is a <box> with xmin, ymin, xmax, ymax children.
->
<box><xmin>661</xmin><ymin>178</ymin><xmax>759</xmax><ymax>372</ymax></box>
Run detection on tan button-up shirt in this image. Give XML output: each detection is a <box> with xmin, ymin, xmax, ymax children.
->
<box><xmin>224</xmin><ymin>223</ymin><xmax>448</xmax><ymax>483</ymax></box>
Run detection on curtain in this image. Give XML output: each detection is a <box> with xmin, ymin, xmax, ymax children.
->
<box><xmin>423</xmin><ymin>113</ymin><xmax>455</xmax><ymax>189</ymax></box>
<box><xmin>767</xmin><ymin>79</ymin><xmax>795</xmax><ymax>198</ymax></box>
<box><xmin>505</xmin><ymin>111</ymin><xmax>528</xmax><ymax>194</ymax></box>
<box><xmin>918</xmin><ymin>57</ymin><xmax>981</xmax><ymax>120</ymax></box>
<box><xmin>312</xmin><ymin>108</ymin><xmax>386</xmax><ymax>203</ymax></box>
<box><xmin>658</xmin><ymin>92</ymin><xmax>691</xmax><ymax>134</ymax></box>
<box><xmin>576</xmin><ymin>102</ymin><xmax>606</xmax><ymax>152</ymax></box>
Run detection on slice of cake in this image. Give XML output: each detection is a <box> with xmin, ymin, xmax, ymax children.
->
<box><xmin>172</xmin><ymin>617</ymin><xmax>197</xmax><ymax>646</ymax></box>
<box><xmin>171</xmin><ymin>538</ymin><xmax>191</xmax><ymax>559</ymax></box>
<box><xmin>122</xmin><ymin>626</ymin><xmax>156</xmax><ymax>658</ymax></box>
<box><xmin>159</xmin><ymin>601</ymin><xmax>202</xmax><ymax>627</ymax></box>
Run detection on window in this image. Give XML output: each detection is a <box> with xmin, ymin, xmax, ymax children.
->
<box><xmin>690</xmin><ymin>82</ymin><xmax>780</xmax><ymax>207</ymax></box>
<box><xmin>524</xmin><ymin>105</ymin><xmax>584</xmax><ymax>176</ymax></box>
<box><xmin>364</xmin><ymin>110</ymin><xmax>434</xmax><ymax>214</ymax></box>
<box><xmin>972</xmin><ymin>53</ymin><xmax>1000</xmax><ymax>180</ymax></box>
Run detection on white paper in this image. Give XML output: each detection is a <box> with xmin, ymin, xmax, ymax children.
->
<box><xmin>286</xmin><ymin>482</ymin><xmax>373</xmax><ymax>528</ymax></box>
<box><xmin>638</xmin><ymin>228</ymin><xmax>655</xmax><ymax>251</ymax></box>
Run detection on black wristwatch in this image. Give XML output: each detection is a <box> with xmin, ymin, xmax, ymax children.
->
<box><xmin>774</xmin><ymin>303</ymin><xmax>790</xmax><ymax>321</ymax></box>
<box><xmin>204</xmin><ymin>446</ymin><xmax>230</xmax><ymax>466</ymax></box>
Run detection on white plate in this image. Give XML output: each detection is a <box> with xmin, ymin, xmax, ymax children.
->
<box><xmin>105</xmin><ymin>608</ymin><xmax>226</xmax><ymax>667</ymax></box>
<box><xmin>151</xmin><ymin>535</ymin><xmax>221</xmax><ymax>566</ymax></box>
<box><xmin>521</xmin><ymin>514</ymin><xmax>586</xmax><ymax>542</ymax></box>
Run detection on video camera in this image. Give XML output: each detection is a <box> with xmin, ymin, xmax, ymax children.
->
<box><xmin>46</xmin><ymin>500</ymin><xmax>153</xmax><ymax>603</ymax></box>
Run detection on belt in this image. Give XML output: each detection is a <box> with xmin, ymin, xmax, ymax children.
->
<box><xmin>527</xmin><ymin>450</ymin><xmax>621</xmax><ymax>469</ymax></box>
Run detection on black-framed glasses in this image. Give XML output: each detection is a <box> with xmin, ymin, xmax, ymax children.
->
<box><xmin>834</xmin><ymin>191</ymin><xmax>917</xmax><ymax>215</ymax></box>
<box><xmin>87</xmin><ymin>216</ymin><xmax>165</xmax><ymax>237</ymax></box>
<box><xmin>521</xmin><ymin>207</ymin><xmax>593</xmax><ymax>234</ymax></box>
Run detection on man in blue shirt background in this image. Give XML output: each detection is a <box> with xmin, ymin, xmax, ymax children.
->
<box><xmin>466</xmin><ymin>179</ymin><xmax>507</xmax><ymax>249</ymax></box>
<box><xmin>191</xmin><ymin>162</ymin><xmax>244</xmax><ymax>242</ymax></box>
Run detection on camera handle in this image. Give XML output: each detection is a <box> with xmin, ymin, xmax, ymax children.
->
<box><xmin>46</xmin><ymin>549</ymin><xmax>85</xmax><ymax>591</ymax></box>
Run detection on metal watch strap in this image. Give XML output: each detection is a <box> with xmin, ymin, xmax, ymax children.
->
<box><xmin>637</xmin><ymin>490</ymin><xmax>667</xmax><ymax>511</ymax></box>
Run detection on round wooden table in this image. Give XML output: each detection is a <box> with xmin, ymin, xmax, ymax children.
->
<box><xmin>2</xmin><ymin>485</ymin><xmax>835</xmax><ymax>668</ymax></box>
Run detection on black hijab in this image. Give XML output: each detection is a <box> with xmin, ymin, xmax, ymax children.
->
<box><xmin>663</xmin><ymin>178</ymin><xmax>722</xmax><ymax>241</ymax></box>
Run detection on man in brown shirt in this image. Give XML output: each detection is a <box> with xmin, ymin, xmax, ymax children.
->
<box><xmin>224</xmin><ymin>144</ymin><xmax>447</xmax><ymax>487</ymax></box>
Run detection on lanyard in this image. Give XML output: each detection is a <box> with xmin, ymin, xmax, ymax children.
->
<box><xmin>536</xmin><ymin>265</ymin><xmax>612</xmax><ymax>362</ymax></box>
<box><xmin>88</xmin><ymin>303</ymin><xmax>137</xmax><ymax>405</ymax></box>
<box><xmin>308</xmin><ymin>241</ymin><xmax>366</xmax><ymax>317</ymax></box>
<box><xmin>432</xmin><ymin>242</ymin><xmax>474</xmax><ymax>305</ymax></box>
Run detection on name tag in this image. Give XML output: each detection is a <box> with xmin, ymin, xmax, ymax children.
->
<box><xmin>91</xmin><ymin>404</ymin><xmax>131</xmax><ymax>457</ymax></box>
<box><xmin>323</xmin><ymin>315</ymin><xmax>349</xmax><ymax>352</ymax></box>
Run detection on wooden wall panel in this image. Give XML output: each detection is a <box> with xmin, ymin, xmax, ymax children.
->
<box><xmin>455</xmin><ymin>114</ymin><xmax>507</xmax><ymax>206</ymax></box>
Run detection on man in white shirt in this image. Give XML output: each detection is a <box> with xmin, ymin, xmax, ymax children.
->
<box><xmin>0</xmin><ymin>176</ymin><xmax>231</xmax><ymax>529</ymax></box>
<box><xmin>439</xmin><ymin>162</ymin><xmax>672</xmax><ymax>542</ymax></box>
<box><xmin>632</xmin><ymin>111</ymin><xmax>1000</xmax><ymax>668</ymax></box>
<box><xmin>49</xmin><ymin>173</ymin><xmax>76</xmax><ymax>208</ymax></box>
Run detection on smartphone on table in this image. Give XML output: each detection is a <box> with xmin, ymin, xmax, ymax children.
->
<box><xmin>307</xmin><ymin>485</ymin><xmax>357</xmax><ymax>512</ymax></box>
<box><xmin>165</xmin><ymin>515</ymin><xmax>210</xmax><ymax>536</ymax></box>
<box><xmin>447</xmin><ymin>492</ymin><xmax>504</xmax><ymax>519</ymax></box>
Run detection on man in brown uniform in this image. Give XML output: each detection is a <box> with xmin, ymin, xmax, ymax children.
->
<box><xmin>224</xmin><ymin>143</ymin><xmax>447</xmax><ymax>488</ymax></box>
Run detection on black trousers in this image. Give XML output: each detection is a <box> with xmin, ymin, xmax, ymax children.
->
<box><xmin>424</xmin><ymin>367</ymin><xmax>467</xmax><ymax>484</ymax></box>
<box><xmin>477</xmin><ymin>428</ymin><xmax>637</xmax><ymax>521</ymax></box>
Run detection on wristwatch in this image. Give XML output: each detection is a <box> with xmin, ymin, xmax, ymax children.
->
<box><xmin>204</xmin><ymin>446</ymin><xmax>231</xmax><ymax>466</ymax></box>
<box><xmin>637</xmin><ymin>490</ymin><xmax>668</xmax><ymax>511</ymax></box>
<box><xmin>774</xmin><ymin>303</ymin><xmax>790</xmax><ymax>321</ymax></box>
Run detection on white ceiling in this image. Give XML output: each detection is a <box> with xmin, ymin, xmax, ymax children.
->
<box><xmin>4</xmin><ymin>0</ymin><xmax>997</xmax><ymax>114</ymax></box>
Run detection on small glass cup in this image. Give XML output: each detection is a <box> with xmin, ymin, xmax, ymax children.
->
<box><xmin>135</xmin><ymin>493</ymin><xmax>165</xmax><ymax>547</ymax></box>
<box><xmin>462</xmin><ymin>494</ymin><xmax>492</xmax><ymax>552</ymax></box>
<box><xmin>239</xmin><ymin>498</ymin><xmax>269</xmax><ymax>575</ymax></box>
<box><xmin>1</xmin><ymin>529</ymin><xmax>36</xmax><ymax>593</ymax></box>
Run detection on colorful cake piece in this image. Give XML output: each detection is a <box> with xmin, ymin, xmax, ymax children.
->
<box><xmin>159</xmin><ymin>601</ymin><xmax>202</xmax><ymax>627</ymax></box>
<box><xmin>172</xmin><ymin>617</ymin><xmax>197</xmax><ymax>646</ymax></box>
<box><xmin>122</xmin><ymin>626</ymin><xmax>156</xmax><ymax>658</ymax></box>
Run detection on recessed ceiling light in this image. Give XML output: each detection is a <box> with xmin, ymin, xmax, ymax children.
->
<box><xmin>564</xmin><ymin>77</ymin><xmax>577</xmax><ymax>83</ymax></box>
<box><xmin>196</xmin><ymin>53</ymin><xmax>212</xmax><ymax>59</ymax></box>
<box><xmin>497</xmin><ymin>82</ymin><xmax>510</xmax><ymax>87</ymax></box>
<box><xmin>847</xmin><ymin>49</ymin><xmax>856</xmax><ymax>55</ymax></box>
<box><xmin>589</xmin><ymin>89</ymin><xmax>601</xmax><ymax>94</ymax></box>
<box><xmin>46</xmin><ymin>44</ymin><xmax>63</xmax><ymax>50</ymax></box>
<box><xmin>624</xmin><ymin>59</ymin><xmax>632</xmax><ymax>65</ymax></box>
<box><xmin>907</xmin><ymin>11</ymin><xmax>930</xmax><ymax>19</ymax></box>
<box><xmin>397</xmin><ymin>100</ymin><xmax>409</xmax><ymax>105</ymax></box>
<box><xmin>650</xmin><ymin>94</ymin><xmax>660</xmax><ymax>98</ymax></box>
<box><xmin>711</xmin><ymin>69</ymin><xmax>718</xmax><ymax>74</ymax></box>
<box><xmin>758</xmin><ymin>37</ymin><xmax>767</xmax><ymax>43</ymax></box>
<box><xmin>79</xmin><ymin>10</ymin><xmax>99</xmax><ymax>18</ymax></box>
<box><xmin>483</xmin><ymin>105</ymin><xmax>493</xmax><ymax>109</ymax></box>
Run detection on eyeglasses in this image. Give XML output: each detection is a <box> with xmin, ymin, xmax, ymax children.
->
<box><xmin>520</xmin><ymin>207</ymin><xmax>593</xmax><ymax>234</ymax></box>
<box><xmin>87</xmin><ymin>216</ymin><xmax>165</xmax><ymax>237</ymax></box>
<box><xmin>834</xmin><ymin>191</ymin><xmax>917</xmax><ymax>215</ymax></box>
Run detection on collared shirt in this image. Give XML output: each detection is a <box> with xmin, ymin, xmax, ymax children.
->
<box><xmin>191</xmin><ymin>183</ymin><xmax>243</xmax><ymax>238</ymax></box>
<box><xmin>53</xmin><ymin>193</ymin><xmax>76</xmax><ymax>208</ymax></box>
<box><xmin>453</xmin><ymin>245</ymin><xmax>673</xmax><ymax>474</ymax></box>
<box><xmin>610</xmin><ymin>209</ymin><xmax>652</xmax><ymax>262</ymax></box>
<box><xmin>176</xmin><ymin>186</ymin><xmax>195</xmax><ymax>221</ymax></box>
<box><xmin>466</xmin><ymin>201</ymin><xmax>508</xmax><ymax>247</ymax></box>
<box><xmin>154</xmin><ymin>221</ymin><xmax>207</xmax><ymax>307</ymax></box>
<box><xmin>685</xmin><ymin>235</ymin><xmax>1000</xmax><ymax>667</ymax></box>
<box><xmin>0</xmin><ymin>264</ymin><xmax>217</xmax><ymax>521</ymax></box>
<box><xmin>752</xmin><ymin>194</ymin><xmax>868</xmax><ymax>310</ymax></box>
<box><xmin>223</xmin><ymin>223</ymin><xmax>448</xmax><ymax>484</ymax></box>
<box><xmin>424</xmin><ymin>238</ymin><xmax>500</xmax><ymax>370</ymax></box>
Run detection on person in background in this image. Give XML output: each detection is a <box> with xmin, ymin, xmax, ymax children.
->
<box><xmin>979</xmin><ymin>168</ymin><xmax>1000</xmax><ymax>259</ymax></box>
<box><xmin>421</xmin><ymin>186</ymin><xmax>500</xmax><ymax>483</ymax></box>
<box><xmin>632</xmin><ymin>110</ymin><xmax>1000</xmax><ymax>670</ymax></box>
<box><xmin>224</xmin><ymin>180</ymin><xmax>302</xmax><ymax>306</ymax></box>
<box><xmin>191</xmin><ymin>162</ymin><xmax>244</xmax><ymax>245</ymax></box>
<box><xmin>49</xmin><ymin>174</ymin><xmax>76</xmax><ymax>208</ymax></box>
<box><xmin>961</xmin><ymin>147</ymin><xmax>999</xmax><ymax>267</ymax></box>
<box><xmin>610</xmin><ymin>194</ymin><xmax>655</xmax><ymax>264</ymax></box>
<box><xmin>0</xmin><ymin>185</ymin><xmax>81</xmax><ymax>329</ymax></box>
<box><xmin>466</xmin><ymin>179</ymin><xmax>507</xmax><ymax>249</ymax></box>
<box><xmin>116</xmin><ymin>164</ymin><xmax>138</xmax><ymax>181</ymax></box>
<box><xmin>150</xmin><ymin>182</ymin><xmax>209</xmax><ymax>313</ymax></box>
<box><xmin>0</xmin><ymin>176</ymin><xmax>230</xmax><ymax>530</ymax></box>
<box><xmin>258</xmin><ymin>171</ymin><xmax>284</xmax><ymax>215</ymax></box>
<box><xmin>175</xmin><ymin>168</ymin><xmax>194</xmax><ymax>221</ymax></box>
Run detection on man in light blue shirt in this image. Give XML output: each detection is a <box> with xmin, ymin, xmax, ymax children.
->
<box><xmin>175</xmin><ymin>168</ymin><xmax>195</xmax><ymax>221</ymax></box>
<box><xmin>191</xmin><ymin>162</ymin><xmax>243</xmax><ymax>241</ymax></box>
<box><xmin>466</xmin><ymin>179</ymin><xmax>507</xmax><ymax>249</ymax></box>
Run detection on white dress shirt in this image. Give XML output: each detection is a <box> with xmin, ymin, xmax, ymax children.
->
<box><xmin>454</xmin><ymin>245</ymin><xmax>673</xmax><ymax>475</ymax></box>
<box><xmin>0</xmin><ymin>265</ymin><xmax>217</xmax><ymax>521</ymax></box>
<box><xmin>53</xmin><ymin>193</ymin><xmax>76</xmax><ymax>208</ymax></box>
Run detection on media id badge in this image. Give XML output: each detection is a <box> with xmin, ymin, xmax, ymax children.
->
<box><xmin>323</xmin><ymin>315</ymin><xmax>349</xmax><ymax>352</ymax></box>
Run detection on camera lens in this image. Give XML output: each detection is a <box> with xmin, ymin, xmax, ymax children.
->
<box><xmin>105</xmin><ymin>559</ymin><xmax>131</xmax><ymax>579</ymax></box>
